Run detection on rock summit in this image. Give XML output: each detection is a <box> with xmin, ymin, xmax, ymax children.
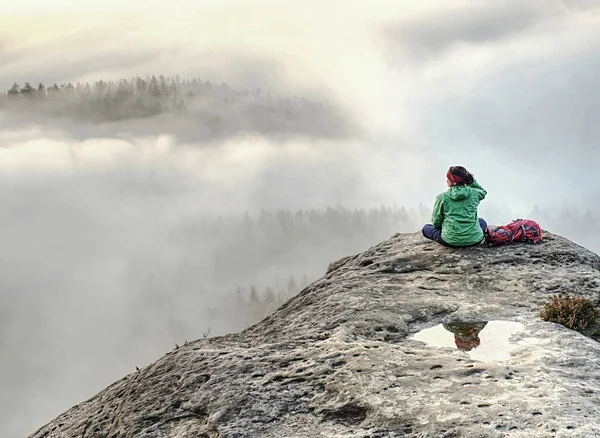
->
<box><xmin>30</xmin><ymin>232</ymin><xmax>600</xmax><ymax>437</ymax></box>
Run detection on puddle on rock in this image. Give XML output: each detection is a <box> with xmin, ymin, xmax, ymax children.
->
<box><xmin>411</xmin><ymin>320</ymin><xmax>524</xmax><ymax>361</ymax></box>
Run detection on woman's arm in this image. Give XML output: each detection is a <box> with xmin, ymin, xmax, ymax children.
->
<box><xmin>432</xmin><ymin>194</ymin><xmax>444</xmax><ymax>228</ymax></box>
<box><xmin>470</xmin><ymin>177</ymin><xmax>487</xmax><ymax>201</ymax></box>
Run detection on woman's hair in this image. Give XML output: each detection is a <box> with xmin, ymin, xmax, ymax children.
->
<box><xmin>448</xmin><ymin>166</ymin><xmax>474</xmax><ymax>185</ymax></box>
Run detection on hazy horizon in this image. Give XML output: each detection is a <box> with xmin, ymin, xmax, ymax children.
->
<box><xmin>2</xmin><ymin>1</ymin><xmax>600</xmax><ymax>437</ymax></box>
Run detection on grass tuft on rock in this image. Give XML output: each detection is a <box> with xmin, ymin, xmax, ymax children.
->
<box><xmin>540</xmin><ymin>293</ymin><xmax>599</xmax><ymax>332</ymax></box>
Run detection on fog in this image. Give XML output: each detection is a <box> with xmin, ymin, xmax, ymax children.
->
<box><xmin>1</xmin><ymin>1</ymin><xmax>600</xmax><ymax>437</ymax></box>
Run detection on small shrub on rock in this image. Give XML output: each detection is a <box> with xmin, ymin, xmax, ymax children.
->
<box><xmin>540</xmin><ymin>294</ymin><xmax>599</xmax><ymax>332</ymax></box>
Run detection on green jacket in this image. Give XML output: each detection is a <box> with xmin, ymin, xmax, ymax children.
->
<box><xmin>431</xmin><ymin>178</ymin><xmax>487</xmax><ymax>246</ymax></box>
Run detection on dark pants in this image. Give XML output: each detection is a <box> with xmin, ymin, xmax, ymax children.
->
<box><xmin>422</xmin><ymin>218</ymin><xmax>487</xmax><ymax>247</ymax></box>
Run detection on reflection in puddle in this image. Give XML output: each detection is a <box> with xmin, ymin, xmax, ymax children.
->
<box><xmin>411</xmin><ymin>320</ymin><xmax>524</xmax><ymax>361</ymax></box>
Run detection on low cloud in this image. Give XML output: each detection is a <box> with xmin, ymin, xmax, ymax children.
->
<box><xmin>384</xmin><ymin>3</ymin><xmax>548</xmax><ymax>59</ymax></box>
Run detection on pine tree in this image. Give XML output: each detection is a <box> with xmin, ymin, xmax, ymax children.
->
<box><xmin>249</xmin><ymin>285</ymin><xmax>259</xmax><ymax>304</ymax></box>
<box><xmin>301</xmin><ymin>273</ymin><xmax>309</xmax><ymax>288</ymax></box>
<box><xmin>263</xmin><ymin>287</ymin><xmax>275</xmax><ymax>307</ymax></box>
<box><xmin>20</xmin><ymin>82</ymin><xmax>34</xmax><ymax>97</ymax></box>
<box><xmin>287</xmin><ymin>275</ymin><xmax>297</xmax><ymax>295</ymax></box>
<box><xmin>7</xmin><ymin>83</ymin><xmax>20</xmax><ymax>98</ymax></box>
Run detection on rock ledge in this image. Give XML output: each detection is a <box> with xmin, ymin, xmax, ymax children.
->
<box><xmin>30</xmin><ymin>232</ymin><xmax>600</xmax><ymax>438</ymax></box>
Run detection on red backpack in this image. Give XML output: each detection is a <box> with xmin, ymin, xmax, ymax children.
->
<box><xmin>485</xmin><ymin>219</ymin><xmax>543</xmax><ymax>246</ymax></box>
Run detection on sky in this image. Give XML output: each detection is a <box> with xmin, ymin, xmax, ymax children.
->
<box><xmin>1</xmin><ymin>1</ymin><xmax>600</xmax><ymax>437</ymax></box>
<box><xmin>2</xmin><ymin>1</ymin><xmax>599</xmax><ymax>211</ymax></box>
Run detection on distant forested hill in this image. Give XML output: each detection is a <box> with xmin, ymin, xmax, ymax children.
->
<box><xmin>0</xmin><ymin>76</ymin><xmax>353</xmax><ymax>139</ymax></box>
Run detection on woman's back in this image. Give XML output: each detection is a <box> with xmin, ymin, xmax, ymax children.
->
<box><xmin>423</xmin><ymin>166</ymin><xmax>488</xmax><ymax>247</ymax></box>
<box><xmin>434</xmin><ymin>180</ymin><xmax>486</xmax><ymax>246</ymax></box>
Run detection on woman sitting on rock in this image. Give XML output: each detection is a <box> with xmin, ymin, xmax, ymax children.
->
<box><xmin>422</xmin><ymin>166</ymin><xmax>487</xmax><ymax>247</ymax></box>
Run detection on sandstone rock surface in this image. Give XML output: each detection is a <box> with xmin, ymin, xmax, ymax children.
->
<box><xmin>30</xmin><ymin>232</ymin><xmax>600</xmax><ymax>437</ymax></box>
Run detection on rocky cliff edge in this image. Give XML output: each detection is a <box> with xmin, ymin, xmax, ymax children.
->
<box><xmin>30</xmin><ymin>232</ymin><xmax>600</xmax><ymax>438</ymax></box>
